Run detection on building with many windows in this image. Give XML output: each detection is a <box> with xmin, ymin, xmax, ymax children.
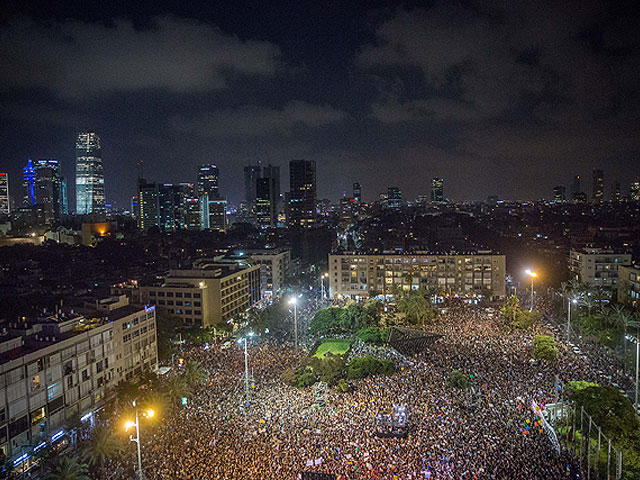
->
<box><xmin>431</xmin><ymin>178</ymin><xmax>444</xmax><ymax>203</ymax></box>
<box><xmin>0</xmin><ymin>297</ymin><xmax>157</xmax><ymax>467</ymax></box>
<box><xmin>139</xmin><ymin>261</ymin><xmax>261</xmax><ymax>327</ymax></box>
<box><xmin>329</xmin><ymin>252</ymin><xmax>506</xmax><ymax>300</ymax></box>
<box><xmin>0</xmin><ymin>173</ymin><xmax>9</xmax><ymax>215</ymax></box>
<box><xmin>287</xmin><ymin>159</ymin><xmax>316</xmax><ymax>228</ymax></box>
<box><xmin>75</xmin><ymin>132</ymin><xmax>105</xmax><ymax>215</ymax></box>
<box><xmin>569</xmin><ymin>248</ymin><xmax>632</xmax><ymax>289</ymax></box>
<box><xmin>240</xmin><ymin>249</ymin><xmax>291</xmax><ymax>297</ymax></box>
<box><xmin>197</xmin><ymin>165</ymin><xmax>219</xmax><ymax>199</ymax></box>
<box><xmin>617</xmin><ymin>265</ymin><xmax>640</xmax><ymax>309</ymax></box>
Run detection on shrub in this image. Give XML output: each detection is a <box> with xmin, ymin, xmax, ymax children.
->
<box><xmin>356</xmin><ymin>327</ymin><xmax>389</xmax><ymax>344</ymax></box>
<box><xmin>533</xmin><ymin>335</ymin><xmax>558</xmax><ymax>362</ymax></box>
<box><xmin>446</xmin><ymin>370</ymin><xmax>470</xmax><ymax>389</ymax></box>
<box><xmin>281</xmin><ymin>368</ymin><xmax>297</xmax><ymax>386</ymax></box>
<box><xmin>336</xmin><ymin>379</ymin><xmax>350</xmax><ymax>393</ymax></box>
<box><xmin>346</xmin><ymin>355</ymin><xmax>394</xmax><ymax>379</ymax></box>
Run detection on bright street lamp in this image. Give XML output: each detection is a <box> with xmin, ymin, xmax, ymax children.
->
<box><xmin>567</xmin><ymin>298</ymin><xmax>578</xmax><ymax>341</ymax></box>
<box><xmin>124</xmin><ymin>400</ymin><xmax>155</xmax><ymax>480</ymax></box>
<box><xmin>237</xmin><ymin>332</ymin><xmax>254</xmax><ymax>404</ymax></box>
<box><xmin>321</xmin><ymin>273</ymin><xmax>329</xmax><ymax>300</ymax></box>
<box><xmin>627</xmin><ymin>334</ymin><xmax>640</xmax><ymax>413</ymax></box>
<box><xmin>525</xmin><ymin>269</ymin><xmax>537</xmax><ymax>311</ymax></box>
<box><xmin>289</xmin><ymin>297</ymin><xmax>298</xmax><ymax>350</ymax></box>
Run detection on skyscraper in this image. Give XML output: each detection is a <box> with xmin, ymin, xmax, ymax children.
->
<box><xmin>75</xmin><ymin>132</ymin><xmax>105</xmax><ymax>214</ymax></box>
<box><xmin>261</xmin><ymin>164</ymin><xmax>281</xmax><ymax>219</ymax></box>
<box><xmin>353</xmin><ymin>182</ymin><xmax>361</xmax><ymax>203</ymax></box>
<box><xmin>592</xmin><ymin>168</ymin><xmax>604</xmax><ymax>203</ymax></box>
<box><xmin>23</xmin><ymin>158</ymin><xmax>36</xmax><ymax>206</ymax></box>
<box><xmin>0</xmin><ymin>173</ymin><xmax>9</xmax><ymax>215</ymax></box>
<box><xmin>255</xmin><ymin>177</ymin><xmax>277</xmax><ymax>227</ymax></box>
<box><xmin>243</xmin><ymin>163</ymin><xmax>262</xmax><ymax>209</ymax></box>
<box><xmin>34</xmin><ymin>159</ymin><xmax>63</xmax><ymax>223</ymax></box>
<box><xmin>553</xmin><ymin>185</ymin><xmax>566</xmax><ymax>202</ymax></box>
<box><xmin>200</xmin><ymin>196</ymin><xmax>227</xmax><ymax>232</ymax></box>
<box><xmin>431</xmin><ymin>178</ymin><xmax>444</xmax><ymax>203</ymax></box>
<box><xmin>197</xmin><ymin>165</ymin><xmax>219</xmax><ymax>199</ymax></box>
<box><xmin>571</xmin><ymin>175</ymin><xmax>581</xmax><ymax>198</ymax></box>
<box><xmin>287</xmin><ymin>159</ymin><xmax>316</xmax><ymax>228</ymax></box>
<box><xmin>612</xmin><ymin>182</ymin><xmax>622</xmax><ymax>203</ymax></box>
<box><xmin>387</xmin><ymin>187</ymin><xmax>402</xmax><ymax>209</ymax></box>
<box><xmin>137</xmin><ymin>179</ymin><xmax>159</xmax><ymax>231</ymax></box>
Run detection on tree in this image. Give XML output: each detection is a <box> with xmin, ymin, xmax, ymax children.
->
<box><xmin>501</xmin><ymin>296</ymin><xmax>520</xmax><ymax>324</ymax></box>
<box><xmin>446</xmin><ymin>370</ymin><xmax>470</xmax><ymax>390</ymax></box>
<box><xmin>167</xmin><ymin>375</ymin><xmax>192</xmax><ymax>404</ymax></box>
<box><xmin>183</xmin><ymin>360</ymin><xmax>208</xmax><ymax>386</ymax></box>
<box><xmin>579</xmin><ymin>295</ymin><xmax>597</xmax><ymax>316</ymax></box>
<box><xmin>610</xmin><ymin>305</ymin><xmax>639</xmax><ymax>363</ymax></box>
<box><xmin>309</xmin><ymin>307</ymin><xmax>348</xmax><ymax>335</ymax></box>
<box><xmin>46</xmin><ymin>457</ymin><xmax>90</xmax><ymax>480</ymax></box>
<box><xmin>533</xmin><ymin>335</ymin><xmax>558</xmax><ymax>362</ymax></box>
<box><xmin>81</xmin><ymin>426</ymin><xmax>122</xmax><ymax>469</ymax></box>
<box><xmin>396</xmin><ymin>290</ymin><xmax>435</xmax><ymax>326</ymax></box>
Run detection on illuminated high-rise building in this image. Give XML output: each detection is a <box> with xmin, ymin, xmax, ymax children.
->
<box><xmin>287</xmin><ymin>159</ymin><xmax>316</xmax><ymax>228</ymax></box>
<box><xmin>23</xmin><ymin>158</ymin><xmax>36</xmax><ymax>207</ymax></box>
<box><xmin>353</xmin><ymin>182</ymin><xmax>361</xmax><ymax>203</ymax></box>
<box><xmin>243</xmin><ymin>163</ymin><xmax>262</xmax><ymax>208</ymax></box>
<box><xmin>75</xmin><ymin>132</ymin><xmax>105</xmax><ymax>214</ymax></box>
<box><xmin>387</xmin><ymin>187</ymin><xmax>402</xmax><ymax>209</ymax></box>
<box><xmin>200</xmin><ymin>196</ymin><xmax>227</xmax><ymax>232</ymax></box>
<box><xmin>592</xmin><ymin>168</ymin><xmax>604</xmax><ymax>203</ymax></box>
<box><xmin>197</xmin><ymin>165</ymin><xmax>219</xmax><ymax>199</ymax></box>
<box><xmin>612</xmin><ymin>182</ymin><xmax>622</xmax><ymax>203</ymax></box>
<box><xmin>255</xmin><ymin>177</ymin><xmax>277</xmax><ymax>228</ymax></box>
<box><xmin>137</xmin><ymin>179</ymin><xmax>159</xmax><ymax>231</ymax></box>
<box><xmin>34</xmin><ymin>159</ymin><xmax>63</xmax><ymax>223</ymax></box>
<box><xmin>0</xmin><ymin>173</ymin><xmax>9</xmax><ymax>214</ymax></box>
<box><xmin>431</xmin><ymin>178</ymin><xmax>444</xmax><ymax>203</ymax></box>
<box><xmin>553</xmin><ymin>185</ymin><xmax>566</xmax><ymax>202</ymax></box>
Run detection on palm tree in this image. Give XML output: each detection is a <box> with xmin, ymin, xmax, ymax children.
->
<box><xmin>610</xmin><ymin>305</ymin><xmax>640</xmax><ymax>365</ymax></box>
<box><xmin>46</xmin><ymin>456</ymin><xmax>90</xmax><ymax>480</ymax></box>
<box><xmin>183</xmin><ymin>360</ymin><xmax>208</xmax><ymax>386</ymax></box>
<box><xmin>168</xmin><ymin>375</ymin><xmax>192</xmax><ymax>404</ymax></box>
<box><xmin>81</xmin><ymin>426</ymin><xmax>122</xmax><ymax>469</ymax></box>
<box><xmin>579</xmin><ymin>295</ymin><xmax>597</xmax><ymax>316</ymax></box>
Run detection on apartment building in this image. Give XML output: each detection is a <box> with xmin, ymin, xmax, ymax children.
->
<box><xmin>139</xmin><ymin>261</ymin><xmax>261</xmax><ymax>327</ymax></box>
<box><xmin>618</xmin><ymin>265</ymin><xmax>640</xmax><ymax>309</ymax></box>
<box><xmin>240</xmin><ymin>249</ymin><xmax>291</xmax><ymax>297</ymax></box>
<box><xmin>0</xmin><ymin>296</ymin><xmax>157</xmax><ymax>467</ymax></box>
<box><xmin>569</xmin><ymin>248</ymin><xmax>632</xmax><ymax>289</ymax></box>
<box><xmin>329</xmin><ymin>251</ymin><xmax>506</xmax><ymax>299</ymax></box>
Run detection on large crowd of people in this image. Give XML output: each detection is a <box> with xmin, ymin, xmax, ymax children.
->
<box><xmin>106</xmin><ymin>303</ymin><xmax>603</xmax><ymax>479</ymax></box>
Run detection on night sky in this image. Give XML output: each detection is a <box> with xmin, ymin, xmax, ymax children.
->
<box><xmin>1</xmin><ymin>0</ymin><xmax>639</xmax><ymax>208</ymax></box>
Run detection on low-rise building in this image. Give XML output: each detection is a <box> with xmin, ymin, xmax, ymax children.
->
<box><xmin>240</xmin><ymin>248</ymin><xmax>291</xmax><ymax>297</ymax></box>
<box><xmin>329</xmin><ymin>251</ymin><xmax>506</xmax><ymax>300</ymax></box>
<box><xmin>140</xmin><ymin>261</ymin><xmax>261</xmax><ymax>327</ymax></box>
<box><xmin>618</xmin><ymin>265</ymin><xmax>640</xmax><ymax>309</ymax></box>
<box><xmin>569</xmin><ymin>248</ymin><xmax>632</xmax><ymax>289</ymax></box>
<box><xmin>0</xmin><ymin>297</ymin><xmax>157</xmax><ymax>467</ymax></box>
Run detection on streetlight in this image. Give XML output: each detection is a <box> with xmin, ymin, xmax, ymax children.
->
<box><xmin>321</xmin><ymin>273</ymin><xmax>329</xmax><ymax>300</ymax></box>
<box><xmin>237</xmin><ymin>332</ymin><xmax>254</xmax><ymax>404</ymax></box>
<box><xmin>628</xmin><ymin>335</ymin><xmax>640</xmax><ymax>412</ymax></box>
<box><xmin>525</xmin><ymin>269</ymin><xmax>537</xmax><ymax>311</ymax></box>
<box><xmin>124</xmin><ymin>401</ymin><xmax>155</xmax><ymax>480</ymax></box>
<box><xmin>289</xmin><ymin>297</ymin><xmax>298</xmax><ymax>350</ymax></box>
<box><xmin>567</xmin><ymin>298</ymin><xmax>578</xmax><ymax>341</ymax></box>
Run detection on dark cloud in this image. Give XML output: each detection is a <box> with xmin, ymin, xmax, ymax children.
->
<box><xmin>0</xmin><ymin>16</ymin><xmax>282</xmax><ymax>97</ymax></box>
<box><xmin>171</xmin><ymin>101</ymin><xmax>347</xmax><ymax>138</ymax></box>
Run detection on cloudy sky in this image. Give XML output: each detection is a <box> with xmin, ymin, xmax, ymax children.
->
<box><xmin>1</xmin><ymin>0</ymin><xmax>639</xmax><ymax>208</ymax></box>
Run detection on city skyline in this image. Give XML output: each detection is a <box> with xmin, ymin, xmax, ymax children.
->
<box><xmin>1</xmin><ymin>1</ymin><xmax>639</xmax><ymax>207</ymax></box>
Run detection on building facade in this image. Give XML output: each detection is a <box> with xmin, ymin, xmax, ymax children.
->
<box><xmin>617</xmin><ymin>265</ymin><xmax>640</xmax><ymax>309</ymax></box>
<box><xmin>329</xmin><ymin>252</ymin><xmax>506</xmax><ymax>299</ymax></box>
<box><xmin>197</xmin><ymin>165</ymin><xmax>219</xmax><ymax>199</ymax></box>
<box><xmin>569</xmin><ymin>248</ymin><xmax>632</xmax><ymax>289</ymax></box>
<box><xmin>140</xmin><ymin>262</ymin><xmax>261</xmax><ymax>327</ymax></box>
<box><xmin>243</xmin><ymin>249</ymin><xmax>291</xmax><ymax>296</ymax></box>
<box><xmin>0</xmin><ymin>173</ymin><xmax>9</xmax><ymax>215</ymax></box>
<box><xmin>287</xmin><ymin>159</ymin><xmax>316</xmax><ymax>228</ymax></box>
<box><xmin>75</xmin><ymin>132</ymin><xmax>105</xmax><ymax>215</ymax></box>
<box><xmin>431</xmin><ymin>178</ymin><xmax>444</xmax><ymax>203</ymax></box>
<box><xmin>0</xmin><ymin>298</ymin><xmax>157</xmax><ymax>466</ymax></box>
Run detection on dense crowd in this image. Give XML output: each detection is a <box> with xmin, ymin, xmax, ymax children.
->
<box><xmin>108</xmin><ymin>305</ymin><xmax>599</xmax><ymax>479</ymax></box>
